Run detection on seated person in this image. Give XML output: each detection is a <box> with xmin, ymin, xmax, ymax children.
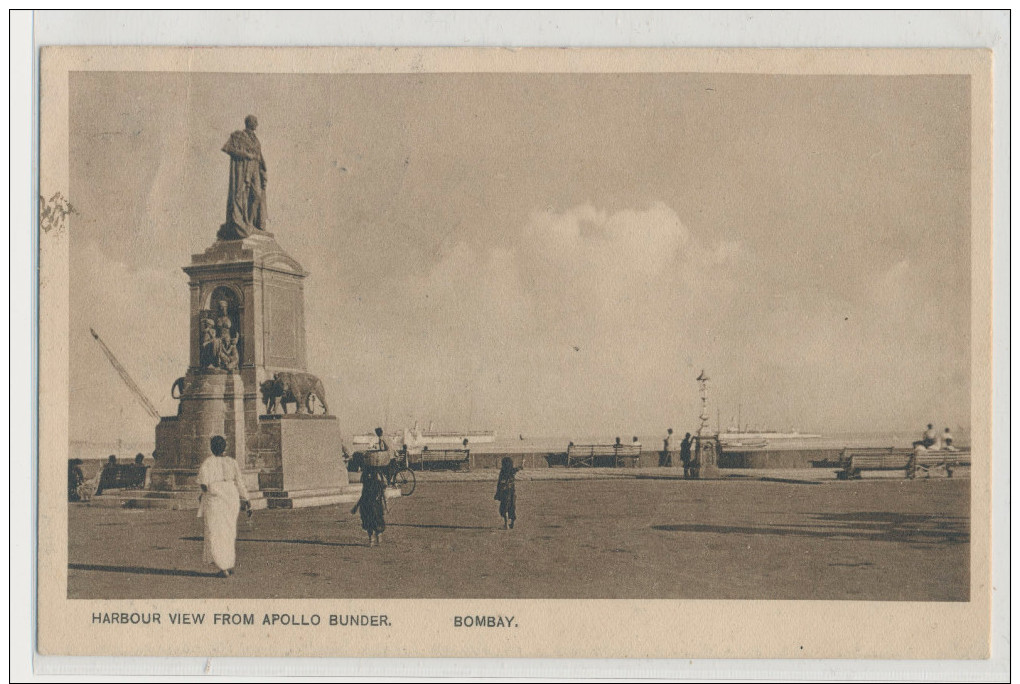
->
<box><xmin>68</xmin><ymin>459</ymin><xmax>85</xmax><ymax>502</ymax></box>
<box><xmin>95</xmin><ymin>454</ymin><xmax>118</xmax><ymax>495</ymax></box>
<box><xmin>130</xmin><ymin>453</ymin><xmax>149</xmax><ymax>488</ymax></box>
<box><xmin>913</xmin><ymin>424</ymin><xmax>938</xmax><ymax>449</ymax></box>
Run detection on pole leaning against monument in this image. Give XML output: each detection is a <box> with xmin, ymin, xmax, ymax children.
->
<box><xmin>151</xmin><ymin>117</ymin><xmax>350</xmax><ymax>508</ymax></box>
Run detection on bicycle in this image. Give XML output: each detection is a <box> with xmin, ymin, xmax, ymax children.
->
<box><xmin>386</xmin><ymin>462</ymin><xmax>416</xmax><ymax>497</ymax></box>
<box><xmin>348</xmin><ymin>448</ymin><xmax>416</xmax><ymax>497</ymax></box>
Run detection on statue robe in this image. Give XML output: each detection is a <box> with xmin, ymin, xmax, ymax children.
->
<box><xmin>220</xmin><ymin>129</ymin><xmax>267</xmax><ymax>238</ymax></box>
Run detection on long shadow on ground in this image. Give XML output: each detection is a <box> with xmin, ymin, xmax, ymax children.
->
<box><xmin>180</xmin><ymin>536</ymin><xmax>364</xmax><ymax>548</ymax></box>
<box><xmin>68</xmin><ymin>563</ymin><xmax>220</xmax><ymax>578</ymax></box>
<box><xmin>386</xmin><ymin>523</ymin><xmax>492</xmax><ymax>531</ymax></box>
<box><xmin>653</xmin><ymin>511</ymin><xmax>968</xmax><ymax>545</ymax></box>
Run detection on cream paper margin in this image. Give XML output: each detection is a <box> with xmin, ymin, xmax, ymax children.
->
<box><xmin>37</xmin><ymin>47</ymin><xmax>993</xmax><ymax>659</ymax></box>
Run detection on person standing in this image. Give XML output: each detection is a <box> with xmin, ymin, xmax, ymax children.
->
<box><xmin>660</xmin><ymin>428</ymin><xmax>674</xmax><ymax>467</ymax></box>
<box><xmin>374</xmin><ymin>426</ymin><xmax>389</xmax><ymax>452</ymax></box>
<box><xmin>197</xmin><ymin>435</ymin><xmax>250</xmax><ymax>578</ymax></box>
<box><xmin>352</xmin><ymin>467</ymin><xmax>387</xmax><ymax>546</ymax></box>
<box><xmin>943</xmin><ymin>427</ymin><xmax>955</xmax><ymax>449</ymax></box>
<box><xmin>495</xmin><ymin>457</ymin><xmax>521</xmax><ymax>529</ymax></box>
<box><xmin>679</xmin><ymin>433</ymin><xmax>694</xmax><ymax>479</ymax></box>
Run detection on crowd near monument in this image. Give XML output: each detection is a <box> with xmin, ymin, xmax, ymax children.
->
<box><xmin>150</xmin><ymin>117</ymin><xmax>349</xmax><ymax>507</ymax></box>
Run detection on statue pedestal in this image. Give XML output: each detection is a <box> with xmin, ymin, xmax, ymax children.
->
<box><xmin>253</xmin><ymin>414</ymin><xmax>348</xmax><ymax>491</ymax></box>
<box><xmin>151</xmin><ymin>232</ymin><xmax>347</xmax><ymax>504</ymax></box>
<box><xmin>694</xmin><ymin>436</ymin><xmax>723</xmax><ymax>480</ymax></box>
<box><xmin>151</xmin><ymin>372</ymin><xmax>255</xmax><ymax>490</ymax></box>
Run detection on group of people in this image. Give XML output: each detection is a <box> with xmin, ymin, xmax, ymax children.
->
<box><xmin>199</xmin><ymin>300</ymin><xmax>241</xmax><ymax>372</ymax></box>
<box><xmin>67</xmin><ymin>452</ymin><xmax>149</xmax><ymax>502</ymax></box>
<box><xmin>912</xmin><ymin>424</ymin><xmax>958</xmax><ymax>451</ymax></box>
<box><xmin>661</xmin><ymin>429</ymin><xmax>697</xmax><ymax>478</ymax></box>
<box><xmin>196</xmin><ymin>427</ymin><xmax>524</xmax><ymax>576</ymax></box>
<box><xmin>349</xmin><ymin>428</ymin><xmax>520</xmax><ymax>546</ymax></box>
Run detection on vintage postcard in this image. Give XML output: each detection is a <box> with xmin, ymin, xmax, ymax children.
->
<box><xmin>37</xmin><ymin>47</ymin><xmax>993</xmax><ymax>660</ymax></box>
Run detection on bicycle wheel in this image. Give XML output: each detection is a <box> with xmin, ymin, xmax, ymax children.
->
<box><xmin>394</xmin><ymin>468</ymin><xmax>416</xmax><ymax>496</ymax></box>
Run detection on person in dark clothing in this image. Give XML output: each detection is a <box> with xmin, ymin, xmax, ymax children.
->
<box><xmin>130</xmin><ymin>453</ymin><xmax>148</xmax><ymax>488</ymax></box>
<box><xmin>68</xmin><ymin>459</ymin><xmax>85</xmax><ymax>502</ymax></box>
<box><xmin>679</xmin><ymin>433</ymin><xmax>694</xmax><ymax>479</ymax></box>
<box><xmin>495</xmin><ymin>457</ymin><xmax>521</xmax><ymax>529</ymax></box>
<box><xmin>95</xmin><ymin>454</ymin><xmax>117</xmax><ymax>495</ymax></box>
<box><xmin>351</xmin><ymin>466</ymin><xmax>387</xmax><ymax>546</ymax></box>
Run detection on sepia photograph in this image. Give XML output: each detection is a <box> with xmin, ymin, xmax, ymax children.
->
<box><xmin>35</xmin><ymin>45</ymin><xmax>994</xmax><ymax>660</ymax></box>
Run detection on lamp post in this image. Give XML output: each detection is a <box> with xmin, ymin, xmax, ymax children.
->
<box><xmin>695</xmin><ymin>370</ymin><xmax>719</xmax><ymax>478</ymax></box>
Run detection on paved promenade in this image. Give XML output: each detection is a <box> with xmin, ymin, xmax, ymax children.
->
<box><xmin>68</xmin><ymin>475</ymin><xmax>969</xmax><ymax>601</ymax></box>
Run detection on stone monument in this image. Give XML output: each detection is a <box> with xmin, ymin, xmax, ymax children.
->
<box><xmin>151</xmin><ymin>116</ymin><xmax>348</xmax><ymax>505</ymax></box>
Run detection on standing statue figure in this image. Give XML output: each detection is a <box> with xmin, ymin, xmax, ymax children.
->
<box><xmin>218</xmin><ymin>115</ymin><xmax>268</xmax><ymax>240</ymax></box>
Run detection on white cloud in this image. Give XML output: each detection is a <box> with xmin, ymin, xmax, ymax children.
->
<box><xmin>310</xmin><ymin>202</ymin><xmax>744</xmax><ymax>436</ymax></box>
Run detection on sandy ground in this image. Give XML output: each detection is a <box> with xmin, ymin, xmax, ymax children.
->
<box><xmin>68</xmin><ymin>477</ymin><xmax>969</xmax><ymax>601</ymax></box>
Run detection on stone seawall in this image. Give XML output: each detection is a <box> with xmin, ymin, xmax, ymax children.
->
<box><xmin>462</xmin><ymin>451</ymin><xmax>676</xmax><ymax>470</ymax></box>
<box><xmin>718</xmin><ymin>448</ymin><xmax>844</xmax><ymax>469</ymax></box>
<box><xmin>467</xmin><ymin>448</ymin><xmax>845</xmax><ymax>470</ymax></box>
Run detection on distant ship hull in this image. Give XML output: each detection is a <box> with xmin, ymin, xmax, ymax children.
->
<box><xmin>352</xmin><ymin>429</ymin><xmax>495</xmax><ymax>449</ymax></box>
<box><xmin>718</xmin><ymin>431</ymin><xmax>820</xmax><ymax>441</ymax></box>
<box><xmin>404</xmin><ymin>429</ymin><xmax>495</xmax><ymax>447</ymax></box>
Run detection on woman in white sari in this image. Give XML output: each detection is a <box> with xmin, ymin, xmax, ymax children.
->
<box><xmin>197</xmin><ymin>435</ymin><xmax>250</xmax><ymax>577</ymax></box>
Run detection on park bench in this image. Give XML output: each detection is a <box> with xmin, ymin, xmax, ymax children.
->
<box><xmin>566</xmin><ymin>444</ymin><xmax>642</xmax><ymax>468</ymax></box>
<box><xmin>836</xmin><ymin>447</ymin><xmax>970</xmax><ymax>480</ymax></box>
<box><xmin>911</xmin><ymin>449</ymin><xmax>971</xmax><ymax>478</ymax></box>
<box><xmin>95</xmin><ymin>464</ymin><xmax>149</xmax><ymax>494</ymax></box>
<box><xmin>407</xmin><ymin>448</ymin><xmax>472</xmax><ymax>471</ymax></box>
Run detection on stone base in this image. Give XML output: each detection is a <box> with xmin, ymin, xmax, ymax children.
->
<box><xmin>254</xmin><ymin>414</ymin><xmax>348</xmax><ymax>492</ymax></box>
<box><xmin>695</xmin><ymin>464</ymin><xmax>723</xmax><ymax>479</ymax></box>
<box><xmin>84</xmin><ymin>483</ymin><xmax>400</xmax><ymax>511</ymax></box>
<box><xmin>149</xmin><ymin>468</ymin><xmax>260</xmax><ymax>492</ymax></box>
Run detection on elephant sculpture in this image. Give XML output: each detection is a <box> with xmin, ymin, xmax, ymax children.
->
<box><xmin>259</xmin><ymin>371</ymin><xmax>328</xmax><ymax>415</ymax></box>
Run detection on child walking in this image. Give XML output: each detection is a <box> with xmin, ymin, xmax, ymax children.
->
<box><xmin>494</xmin><ymin>457</ymin><xmax>521</xmax><ymax>529</ymax></box>
<box><xmin>351</xmin><ymin>466</ymin><xmax>387</xmax><ymax>546</ymax></box>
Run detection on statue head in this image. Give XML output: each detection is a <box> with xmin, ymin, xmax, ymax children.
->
<box><xmin>216</xmin><ymin>300</ymin><xmax>229</xmax><ymax>314</ymax></box>
<box><xmin>245</xmin><ymin>115</ymin><xmax>258</xmax><ymax>131</ymax></box>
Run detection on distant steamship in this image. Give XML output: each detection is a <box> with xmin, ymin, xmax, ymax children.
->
<box><xmin>352</xmin><ymin>422</ymin><xmax>495</xmax><ymax>449</ymax></box>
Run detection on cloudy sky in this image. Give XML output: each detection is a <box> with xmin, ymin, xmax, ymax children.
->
<box><xmin>67</xmin><ymin>71</ymin><xmax>971</xmax><ymax>444</ymax></box>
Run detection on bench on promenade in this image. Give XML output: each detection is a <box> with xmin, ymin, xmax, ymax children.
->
<box><xmin>566</xmin><ymin>444</ymin><xmax>641</xmax><ymax>468</ymax></box>
<box><xmin>836</xmin><ymin>447</ymin><xmax>971</xmax><ymax>480</ymax></box>
<box><xmin>407</xmin><ymin>448</ymin><xmax>472</xmax><ymax>471</ymax></box>
<box><xmin>911</xmin><ymin>449</ymin><xmax>971</xmax><ymax>478</ymax></box>
<box><xmin>95</xmin><ymin>464</ymin><xmax>149</xmax><ymax>494</ymax></box>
